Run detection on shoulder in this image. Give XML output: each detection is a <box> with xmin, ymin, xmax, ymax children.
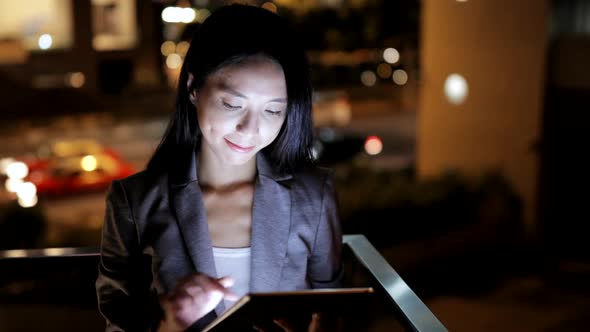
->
<box><xmin>288</xmin><ymin>166</ymin><xmax>335</xmax><ymax>205</ymax></box>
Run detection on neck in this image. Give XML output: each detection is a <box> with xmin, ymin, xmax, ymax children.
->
<box><xmin>197</xmin><ymin>144</ymin><xmax>256</xmax><ymax>189</ymax></box>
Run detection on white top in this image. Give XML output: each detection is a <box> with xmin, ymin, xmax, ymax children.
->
<box><xmin>212</xmin><ymin>246</ymin><xmax>251</xmax><ymax>311</ymax></box>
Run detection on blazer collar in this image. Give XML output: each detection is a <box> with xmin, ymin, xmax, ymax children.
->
<box><xmin>169</xmin><ymin>146</ymin><xmax>292</xmax><ymax>187</ymax></box>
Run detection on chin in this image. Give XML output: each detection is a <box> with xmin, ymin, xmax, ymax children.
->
<box><xmin>222</xmin><ymin>151</ymin><xmax>257</xmax><ymax>165</ymax></box>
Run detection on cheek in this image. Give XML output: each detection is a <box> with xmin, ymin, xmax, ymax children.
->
<box><xmin>197</xmin><ymin>107</ymin><xmax>234</xmax><ymax>137</ymax></box>
<box><xmin>264</xmin><ymin>117</ymin><xmax>286</xmax><ymax>142</ymax></box>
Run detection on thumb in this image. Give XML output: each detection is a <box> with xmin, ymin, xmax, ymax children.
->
<box><xmin>217</xmin><ymin>276</ymin><xmax>234</xmax><ymax>288</ymax></box>
<box><xmin>216</xmin><ymin>276</ymin><xmax>239</xmax><ymax>301</ymax></box>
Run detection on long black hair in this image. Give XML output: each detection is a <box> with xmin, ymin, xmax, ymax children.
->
<box><xmin>147</xmin><ymin>4</ymin><xmax>314</xmax><ymax>175</ymax></box>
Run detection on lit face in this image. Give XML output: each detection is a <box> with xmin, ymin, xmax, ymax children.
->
<box><xmin>191</xmin><ymin>56</ymin><xmax>288</xmax><ymax>166</ymax></box>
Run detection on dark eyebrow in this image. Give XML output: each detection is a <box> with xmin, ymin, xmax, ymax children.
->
<box><xmin>217</xmin><ymin>82</ymin><xmax>287</xmax><ymax>104</ymax></box>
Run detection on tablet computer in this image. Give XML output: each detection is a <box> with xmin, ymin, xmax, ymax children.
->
<box><xmin>203</xmin><ymin>287</ymin><xmax>374</xmax><ymax>332</ymax></box>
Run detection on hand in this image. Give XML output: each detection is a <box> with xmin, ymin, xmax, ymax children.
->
<box><xmin>158</xmin><ymin>273</ymin><xmax>238</xmax><ymax>332</ymax></box>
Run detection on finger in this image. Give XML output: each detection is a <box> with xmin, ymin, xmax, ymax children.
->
<box><xmin>192</xmin><ymin>275</ymin><xmax>239</xmax><ymax>301</ymax></box>
<box><xmin>211</xmin><ymin>276</ymin><xmax>239</xmax><ymax>301</ymax></box>
<box><xmin>308</xmin><ymin>313</ymin><xmax>321</xmax><ymax>332</ymax></box>
<box><xmin>274</xmin><ymin>318</ymin><xmax>295</xmax><ymax>332</ymax></box>
<box><xmin>217</xmin><ymin>276</ymin><xmax>235</xmax><ymax>288</ymax></box>
<box><xmin>183</xmin><ymin>282</ymin><xmax>238</xmax><ymax>302</ymax></box>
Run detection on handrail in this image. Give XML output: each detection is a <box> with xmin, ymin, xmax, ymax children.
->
<box><xmin>344</xmin><ymin>234</ymin><xmax>448</xmax><ymax>332</ymax></box>
<box><xmin>0</xmin><ymin>246</ymin><xmax>99</xmax><ymax>259</ymax></box>
<box><xmin>0</xmin><ymin>235</ymin><xmax>447</xmax><ymax>331</ymax></box>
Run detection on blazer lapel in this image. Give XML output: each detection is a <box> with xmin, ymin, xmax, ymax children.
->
<box><xmin>168</xmin><ymin>147</ymin><xmax>222</xmax><ymax>313</ymax></box>
<box><xmin>250</xmin><ymin>153</ymin><xmax>293</xmax><ymax>292</ymax></box>
<box><xmin>170</xmin><ymin>182</ymin><xmax>217</xmax><ymax>278</ymax></box>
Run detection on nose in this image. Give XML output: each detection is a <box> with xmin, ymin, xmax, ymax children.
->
<box><xmin>236</xmin><ymin>110</ymin><xmax>259</xmax><ymax>136</ymax></box>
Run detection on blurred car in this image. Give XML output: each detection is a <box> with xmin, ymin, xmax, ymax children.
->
<box><xmin>21</xmin><ymin>139</ymin><xmax>105</xmax><ymax>174</ymax></box>
<box><xmin>26</xmin><ymin>152</ymin><xmax>135</xmax><ymax>196</ymax></box>
<box><xmin>1</xmin><ymin>139</ymin><xmax>135</xmax><ymax>198</ymax></box>
<box><xmin>312</xmin><ymin>90</ymin><xmax>352</xmax><ymax>127</ymax></box>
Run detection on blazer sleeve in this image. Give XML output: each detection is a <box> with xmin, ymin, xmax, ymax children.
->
<box><xmin>307</xmin><ymin>173</ymin><xmax>344</xmax><ymax>289</ymax></box>
<box><xmin>96</xmin><ymin>180</ymin><xmax>161</xmax><ymax>332</ymax></box>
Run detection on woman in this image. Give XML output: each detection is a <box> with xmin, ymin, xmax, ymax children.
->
<box><xmin>96</xmin><ymin>4</ymin><xmax>342</xmax><ymax>332</ymax></box>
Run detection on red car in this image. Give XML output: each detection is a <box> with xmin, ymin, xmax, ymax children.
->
<box><xmin>23</xmin><ymin>140</ymin><xmax>135</xmax><ymax>196</ymax></box>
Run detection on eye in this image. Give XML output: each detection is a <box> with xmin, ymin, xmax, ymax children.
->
<box><xmin>222</xmin><ymin>101</ymin><xmax>242</xmax><ymax>110</ymax></box>
<box><xmin>265</xmin><ymin>110</ymin><xmax>283</xmax><ymax>116</ymax></box>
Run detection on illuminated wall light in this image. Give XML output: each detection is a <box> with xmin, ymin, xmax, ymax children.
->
<box><xmin>376</xmin><ymin>63</ymin><xmax>392</xmax><ymax>79</ymax></box>
<box><xmin>360</xmin><ymin>70</ymin><xmax>377</xmax><ymax>87</ymax></box>
<box><xmin>383</xmin><ymin>48</ymin><xmax>399</xmax><ymax>64</ymax></box>
<box><xmin>444</xmin><ymin>73</ymin><xmax>469</xmax><ymax>104</ymax></box>
<box><xmin>81</xmin><ymin>155</ymin><xmax>98</xmax><ymax>172</ymax></box>
<box><xmin>162</xmin><ymin>7</ymin><xmax>196</xmax><ymax>23</ymax></box>
<box><xmin>364</xmin><ymin>136</ymin><xmax>383</xmax><ymax>155</ymax></box>
<box><xmin>166</xmin><ymin>53</ymin><xmax>183</xmax><ymax>69</ymax></box>
<box><xmin>180</xmin><ymin>8</ymin><xmax>196</xmax><ymax>23</ymax></box>
<box><xmin>176</xmin><ymin>41</ymin><xmax>190</xmax><ymax>56</ymax></box>
<box><xmin>66</xmin><ymin>72</ymin><xmax>85</xmax><ymax>88</ymax></box>
<box><xmin>261</xmin><ymin>2</ymin><xmax>278</xmax><ymax>13</ymax></box>
<box><xmin>38</xmin><ymin>34</ymin><xmax>53</xmax><ymax>50</ymax></box>
<box><xmin>6</xmin><ymin>161</ymin><xmax>28</xmax><ymax>179</ymax></box>
<box><xmin>162</xmin><ymin>7</ymin><xmax>178</xmax><ymax>22</ymax></box>
<box><xmin>161</xmin><ymin>41</ymin><xmax>176</xmax><ymax>56</ymax></box>
<box><xmin>392</xmin><ymin>69</ymin><xmax>408</xmax><ymax>85</ymax></box>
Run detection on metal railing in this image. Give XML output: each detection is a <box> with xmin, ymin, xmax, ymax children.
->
<box><xmin>0</xmin><ymin>234</ymin><xmax>447</xmax><ymax>332</ymax></box>
<box><xmin>344</xmin><ymin>234</ymin><xmax>447</xmax><ymax>332</ymax></box>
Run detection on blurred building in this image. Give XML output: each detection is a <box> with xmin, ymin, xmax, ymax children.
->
<box><xmin>418</xmin><ymin>0</ymin><xmax>590</xmax><ymax>263</ymax></box>
<box><xmin>0</xmin><ymin>0</ymin><xmax>163</xmax><ymax>98</ymax></box>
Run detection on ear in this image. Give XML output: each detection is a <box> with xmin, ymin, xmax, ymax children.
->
<box><xmin>187</xmin><ymin>73</ymin><xmax>198</xmax><ymax>105</ymax></box>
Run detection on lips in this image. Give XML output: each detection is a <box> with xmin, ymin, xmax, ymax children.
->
<box><xmin>224</xmin><ymin>138</ymin><xmax>255</xmax><ymax>153</ymax></box>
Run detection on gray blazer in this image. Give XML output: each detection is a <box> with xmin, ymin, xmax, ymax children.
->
<box><xmin>95</xmin><ymin>151</ymin><xmax>343</xmax><ymax>331</ymax></box>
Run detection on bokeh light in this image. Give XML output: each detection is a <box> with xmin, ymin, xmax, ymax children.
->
<box><xmin>361</xmin><ymin>70</ymin><xmax>377</xmax><ymax>87</ymax></box>
<box><xmin>377</xmin><ymin>63</ymin><xmax>393</xmax><ymax>79</ymax></box>
<box><xmin>166</xmin><ymin>53</ymin><xmax>183</xmax><ymax>69</ymax></box>
<box><xmin>81</xmin><ymin>155</ymin><xmax>98</xmax><ymax>172</ymax></box>
<box><xmin>261</xmin><ymin>2</ymin><xmax>278</xmax><ymax>13</ymax></box>
<box><xmin>383</xmin><ymin>48</ymin><xmax>400</xmax><ymax>64</ymax></box>
<box><xmin>38</xmin><ymin>34</ymin><xmax>53</xmax><ymax>50</ymax></box>
<box><xmin>162</xmin><ymin>7</ymin><xmax>196</xmax><ymax>23</ymax></box>
<box><xmin>161</xmin><ymin>41</ymin><xmax>176</xmax><ymax>56</ymax></box>
<box><xmin>67</xmin><ymin>72</ymin><xmax>86</xmax><ymax>88</ymax></box>
<box><xmin>6</xmin><ymin>161</ymin><xmax>28</xmax><ymax>179</ymax></box>
<box><xmin>392</xmin><ymin>69</ymin><xmax>408</xmax><ymax>85</ymax></box>
<box><xmin>176</xmin><ymin>41</ymin><xmax>190</xmax><ymax>56</ymax></box>
<box><xmin>444</xmin><ymin>73</ymin><xmax>469</xmax><ymax>104</ymax></box>
<box><xmin>364</xmin><ymin>136</ymin><xmax>383</xmax><ymax>155</ymax></box>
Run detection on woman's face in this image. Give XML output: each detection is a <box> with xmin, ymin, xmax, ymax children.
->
<box><xmin>192</xmin><ymin>56</ymin><xmax>288</xmax><ymax>166</ymax></box>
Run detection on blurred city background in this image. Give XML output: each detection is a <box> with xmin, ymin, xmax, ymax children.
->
<box><xmin>0</xmin><ymin>0</ymin><xmax>589</xmax><ymax>331</ymax></box>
